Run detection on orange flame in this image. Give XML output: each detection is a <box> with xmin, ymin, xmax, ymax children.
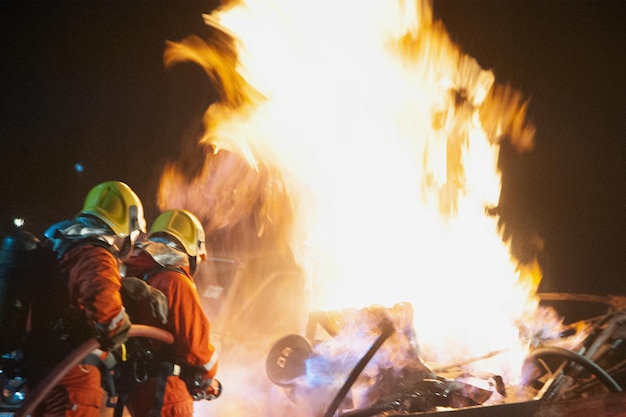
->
<box><xmin>158</xmin><ymin>0</ymin><xmax>563</xmax><ymax>414</ymax></box>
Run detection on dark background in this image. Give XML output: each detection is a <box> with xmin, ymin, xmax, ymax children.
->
<box><xmin>434</xmin><ymin>1</ymin><xmax>626</xmax><ymax>298</ymax></box>
<box><xmin>1</xmin><ymin>1</ymin><xmax>625</xmax><ymax>297</ymax></box>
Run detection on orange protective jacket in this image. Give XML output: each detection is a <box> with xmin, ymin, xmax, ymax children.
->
<box><xmin>124</xmin><ymin>251</ymin><xmax>218</xmax><ymax>377</ymax></box>
<box><xmin>35</xmin><ymin>243</ymin><xmax>124</xmax><ymax>417</ymax></box>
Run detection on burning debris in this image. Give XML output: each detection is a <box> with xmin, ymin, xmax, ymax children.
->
<box><xmin>266</xmin><ymin>303</ymin><xmax>498</xmax><ymax>416</ymax></box>
<box><xmin>264</xmin><ymin>300</ymin><xmax>626</xmax><ymax>417</ymax></box>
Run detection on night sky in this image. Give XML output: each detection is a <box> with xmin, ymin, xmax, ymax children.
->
<box><xmin>1</xmin><ymin>1</ymin><xmax>625</xmax><ymax>299</ymax></box>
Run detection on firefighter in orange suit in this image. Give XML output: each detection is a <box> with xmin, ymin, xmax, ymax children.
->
<box><xmin>31</xmin><ymin>181</ymin><xmax>146</xmax><ymax>417</ymax></box>
<box><xmin>121</xmin><ymin>209</ymin><xmax>220</xmax><ymax>417</ymax></box>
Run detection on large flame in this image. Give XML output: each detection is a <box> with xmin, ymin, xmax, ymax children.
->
<box><xmin>158</xmin><ymin>0</ymin><xmax>562</xmax><ymax>415</ymax></box>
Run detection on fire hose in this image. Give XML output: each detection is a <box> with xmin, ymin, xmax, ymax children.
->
<box><xmin>322</xmin><ymin>317</ymin><xmax>395</xmax><ymax>417</ymax></box>
<box><xmin>15</xmin><ymin>325</ymin><xmax>174</xmax><ymax>417</ymax></box>
<box><xmin>525</xmin><ymin>346</ymin><xmax>622</xmax><ymax>400</ymax></box>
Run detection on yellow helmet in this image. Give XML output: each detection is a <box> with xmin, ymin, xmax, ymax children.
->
<box><xmin>80</xmin><ymin>181</ymin><xmax>147</xmax><ymax>238</ymax></box>
<box><xmin>148</xmin><ymin>209</ymin><xmax>207</xmax><ymax>261</ymax></box>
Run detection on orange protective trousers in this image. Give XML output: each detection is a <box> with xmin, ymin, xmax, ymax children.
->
<box><xmin>34</xmin><ymin>364</ymin><xmax>104</xmax><ymax>417</ymax></box>
<box><xmin>124</xmin><ymin>376</ymin><xmax>194</xmax><ymax>417</ymax></box>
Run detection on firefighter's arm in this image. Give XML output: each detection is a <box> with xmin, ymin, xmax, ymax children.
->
<box><xmin>164</xmin><ymin>271</ymin><xmax>221</xmax><ymax>399</ymax></box>
<box><xmin>69</xmin><ymin>245</ymin><xmax>130</xmax><ymax>350</ymax></box>
<box><xmin>192</xmin><ymin>346</ymin><xmax>220</xmax><ymax>399</ymax></box>
<box><xmin>164</xmin><ymin>271</ymin><xmax>218</xmax><ymax>370</ymax></box>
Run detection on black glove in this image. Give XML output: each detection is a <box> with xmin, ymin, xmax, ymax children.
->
<box><xmin>190</xmin><ymin>378</ymin><xmax>222</xmax><ymax>401</ymax></box>
<box><xmin>95</xmin><ymin>311</ymin><xmax>131</xmax><ymax>352</ymax></box>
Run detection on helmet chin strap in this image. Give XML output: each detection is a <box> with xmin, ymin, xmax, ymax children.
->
<box><xmin>117</xmin><ymin>235</ymin><xmax>133</xmax><ymax>260</ymax></box>
<box><xmin>189</xmin><ymin>255</ymin><xmax>197</xmax><ymax>276</ymax></box>
<box><xmin>119</xmin><ymin>229</ymin><xmax>141</xmax><ymax>259</ymax></box>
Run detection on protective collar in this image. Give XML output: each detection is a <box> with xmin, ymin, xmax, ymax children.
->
<box><xmin>44</xmin><ymin>216</ymin><xmax>117</xmax><ymax>255</ymax></box>
<box><xmin>137</xmin><ymin>240</ymin><xmax>189</xmax><ymax>269</ymax></box>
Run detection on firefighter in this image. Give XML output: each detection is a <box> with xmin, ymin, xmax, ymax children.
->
<box><xmin>30</xmin><ymin>181</ymin><xmax>146</xmax><ymax>417</ymax></box>
<box><xmin>121</xmin><ymin>209</ymin><xmax>220</xmax><ymax>417</ymax></box>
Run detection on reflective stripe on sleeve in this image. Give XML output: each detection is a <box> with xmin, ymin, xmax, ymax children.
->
<box><xmin>107</xmin><ymin>307</ymin><xmax>127</xmax><ymax>331</ymax></box>
<box><xmin>203</xmin><ymin>350</ymin><xmax>218</xmax><ymax>372</ymax></box>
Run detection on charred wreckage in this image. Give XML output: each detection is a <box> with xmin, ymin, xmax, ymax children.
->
<box><xmin>265</xmin><ymin>300</ymin><xmax>626</xmax><ymax>417</ymax></box>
